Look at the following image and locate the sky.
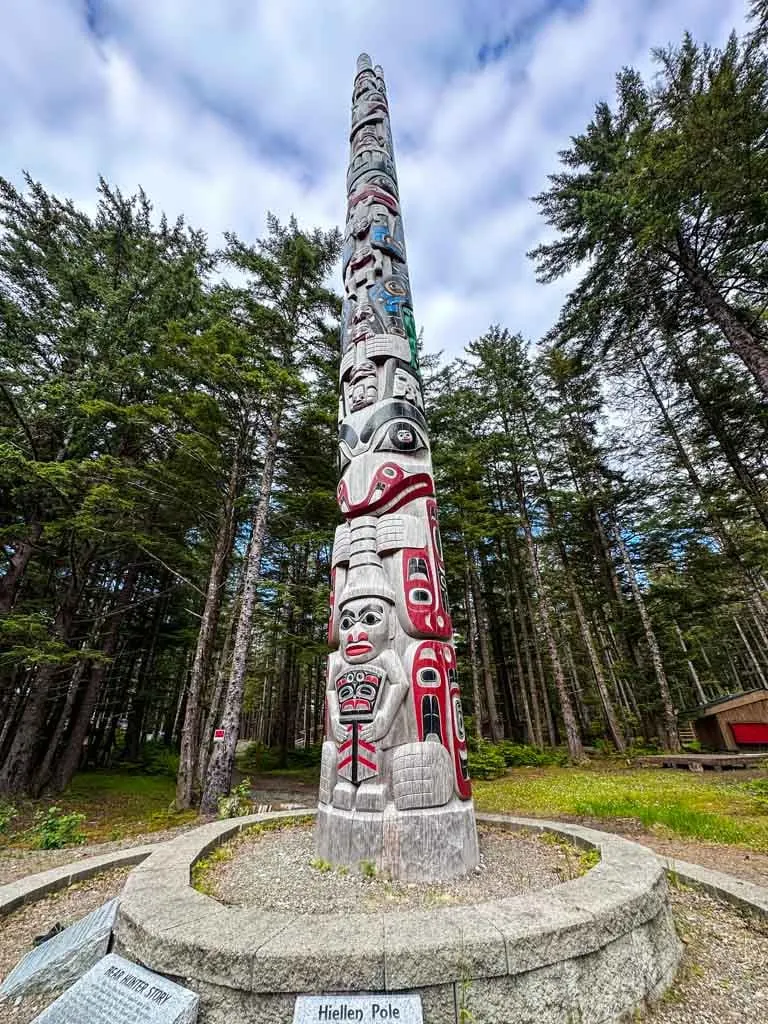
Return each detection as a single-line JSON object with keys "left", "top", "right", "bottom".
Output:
{"left": 2, "top": 0, "right": 748, "bottom": 359}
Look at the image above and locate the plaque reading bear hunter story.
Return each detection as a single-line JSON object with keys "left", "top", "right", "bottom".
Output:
{"left": 31, "top": 953, "right": 198, "bottom": 1024}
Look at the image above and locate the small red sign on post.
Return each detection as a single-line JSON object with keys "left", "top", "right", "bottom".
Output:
{"left": 213, "top": 728, "right": 225, "bottom": 743}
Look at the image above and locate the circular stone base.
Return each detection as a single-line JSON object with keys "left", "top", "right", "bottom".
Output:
{"left": 115, "top": 811, "right": 683, "bottom": 1024}
{"left": 315, "top": 797, "right": 480, "bottom": 882}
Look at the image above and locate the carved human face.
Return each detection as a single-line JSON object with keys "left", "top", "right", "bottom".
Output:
{"left": 339, "top": 598, "right": 390, "bottom": 663}
{"left": 350, "top": 381, "right": 369, "bottom": 410}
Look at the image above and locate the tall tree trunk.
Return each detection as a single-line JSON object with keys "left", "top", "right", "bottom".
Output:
{"left": 569, "top": 583, "right": 626, "bottom": 751}
{"left": 177, "top": 451, "right": 242, "bottom": 809}
{"left": 311, "top": 656, "right": 323, "bottom": 744}
{"left": 197, "top": 636, "right": 233, "bottom": 793}
{"left": 497, "top": 553, "right": 535, "bottom": 744}
{"left": 0, "top": 522, "right": 43, "bottom": 614}
{"left": 514, "top": 470, "right": 583, "bottom": 759}
{"left": 673, "top": 622, "right": 707, "bottom": 705}
{"left": 200, "top": 409, "right": 281, "bottom": 814}
{"left": 521, "top": 409, "right": 626, "bottom": 752}
{"left": 49, "top": 565, "right": 140, "bottom": 793}
{"left": 30, "top": 660, "right": 88, "bottom": 796}
{"left": 506, "top": 542, "right": 546, "bottom": 746}
{"left": 0, "top": 543, "right": 95, "bottom": 794}
{"left": 467, "top": 550, "right": 502, "bottom": 742}
{"left": 276, "top": 597, "right": 296, "bottom": 767}
{"left": 463, "top": 565, "right": 485, "bottom": 742}
{"left": 733, "top": 616, "right": 768, "bottom": 689}
{"left": 675, "top": 235, "right": 768, "bottom": 397}
{"left": 613, "top": 528, "right": 680, "bottom": 751}
{"left": 562, "top": 629, "right": 590, "bottom": 734}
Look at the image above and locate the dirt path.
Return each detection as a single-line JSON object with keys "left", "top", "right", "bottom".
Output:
{"left": 562, "top": 813, "right": 768, "bottom": 887}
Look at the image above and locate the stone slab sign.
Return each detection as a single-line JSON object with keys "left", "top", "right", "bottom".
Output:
{"left": 0, "top": 897, "right": 118, "bottom": 1000}
{"left": 294, "top": 994, "right": 422, "bottom": 1024}
{"left": 31, "top": 953, "right": 198, "bottom": 1023}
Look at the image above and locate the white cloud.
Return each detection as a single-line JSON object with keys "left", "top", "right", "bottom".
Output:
{"left": 2, "top": 0, "right": 749, "bottom": 358}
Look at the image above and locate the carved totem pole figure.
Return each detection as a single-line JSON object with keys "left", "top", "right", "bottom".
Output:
{"left": 315, "top": 54, "right": 479, "bottom": 881}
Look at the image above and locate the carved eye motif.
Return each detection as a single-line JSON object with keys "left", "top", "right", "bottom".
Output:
{"left": 418, "top": 668, "right": 440, "bottom": 687}
{"left": 362, "top": 610, "right": 382, "bottom": 626}
{"left": 340, "top": 613, "right": 355, "bottom": 630}
{"left": 338, "top": 683, "right": 355, "bottom": 701}
{"left": 453, "top": 697, "right": 466, "bottom": 741}
{"left": 357, "top": 683, "right": 377, "bottom": 701}
{"left": 376, "top": 421, "right": 427, "bottom": 454}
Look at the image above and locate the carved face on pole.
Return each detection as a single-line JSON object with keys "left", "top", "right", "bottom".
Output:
{"left": 339, "top": 597, "right": 392, "bottom": 663}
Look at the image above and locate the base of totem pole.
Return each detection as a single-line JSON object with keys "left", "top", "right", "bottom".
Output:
{"left": 117, "top": 810, "right": 682, "bottom": 1024}
{"left": 315, "top": 797, "right": 480, "bottom": 882}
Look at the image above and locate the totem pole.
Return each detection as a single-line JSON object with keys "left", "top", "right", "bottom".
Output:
{"left": 315, "top": 54, "right": 479, "bottom": 882}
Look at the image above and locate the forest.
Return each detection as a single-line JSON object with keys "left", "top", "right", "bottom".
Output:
{"left": 1, "top": 7, "right": 767, "bottom": 811}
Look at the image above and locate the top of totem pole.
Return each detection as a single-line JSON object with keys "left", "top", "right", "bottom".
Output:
{"left": 356, "top": 53, "right": 372, "bottom": 72}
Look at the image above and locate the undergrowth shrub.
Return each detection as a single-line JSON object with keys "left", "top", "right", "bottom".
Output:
{"left": 31, "top": 807, "right": 87, "bottom": 849}
{"left": 467, "top": 741, "right": 506, "bottom": 779}
{"left": 0, "top": 801, "right": 17, "bottom": 834}
{"left": 217, "top": 779, "right": 254, "bottom": 819}
{"left": 496, "top": 742, "right": 567, "bottom": 767}
{"left": 140, "top": 741, "right": 180, "bottom": 777}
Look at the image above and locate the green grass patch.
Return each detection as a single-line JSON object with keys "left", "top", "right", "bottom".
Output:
{"left": 537, "top": 829, "right": 601, "bottom": 878}
{"left": 191, "top": 844, "right": 234, "bottom": 896}
{"left": 474, "top": 766, "right": 768, "bottom": 851}
{"left": 2, "top": 770, "right": 198, "bottom": 849}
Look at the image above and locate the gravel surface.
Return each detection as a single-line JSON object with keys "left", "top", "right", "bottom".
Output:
{"left": 0, "top": 825, "right": 196, "bottom": 886}
{"left": 643, "top": 887, "right": 768, "bottom": 1023}
{"left": 0, "top": 867, "right": 130, "bottom": 1024}
{"left": 200, "top": 823, "right": 583, "bottom": 912}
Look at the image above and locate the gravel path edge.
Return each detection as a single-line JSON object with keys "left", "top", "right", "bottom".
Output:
{"left": 0, "top": 845, "right": 156, "bottom": 919}
{"left": 475, "top": 812, "right": 768, "bottom": 920}
{"left": 656, "top": 854, "right": 768, "bottom": 920}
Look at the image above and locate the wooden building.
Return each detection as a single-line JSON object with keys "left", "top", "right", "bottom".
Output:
{"left": 688, "top": 690, "right": 768, "bottom": 751}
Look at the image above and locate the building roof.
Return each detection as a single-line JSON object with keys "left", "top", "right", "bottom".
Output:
{"left": 684, "top": 689, "right": 768, "bottom": 720}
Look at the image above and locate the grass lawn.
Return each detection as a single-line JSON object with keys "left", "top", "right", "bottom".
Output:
{"left": 2, "top": 770, "right": 198, "bottom": 849}
{"left": 473, "top": 765, "right": 768, "bottom": 851}
{"left": 3, "top": 759, "right": 766, "bottom": 855}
